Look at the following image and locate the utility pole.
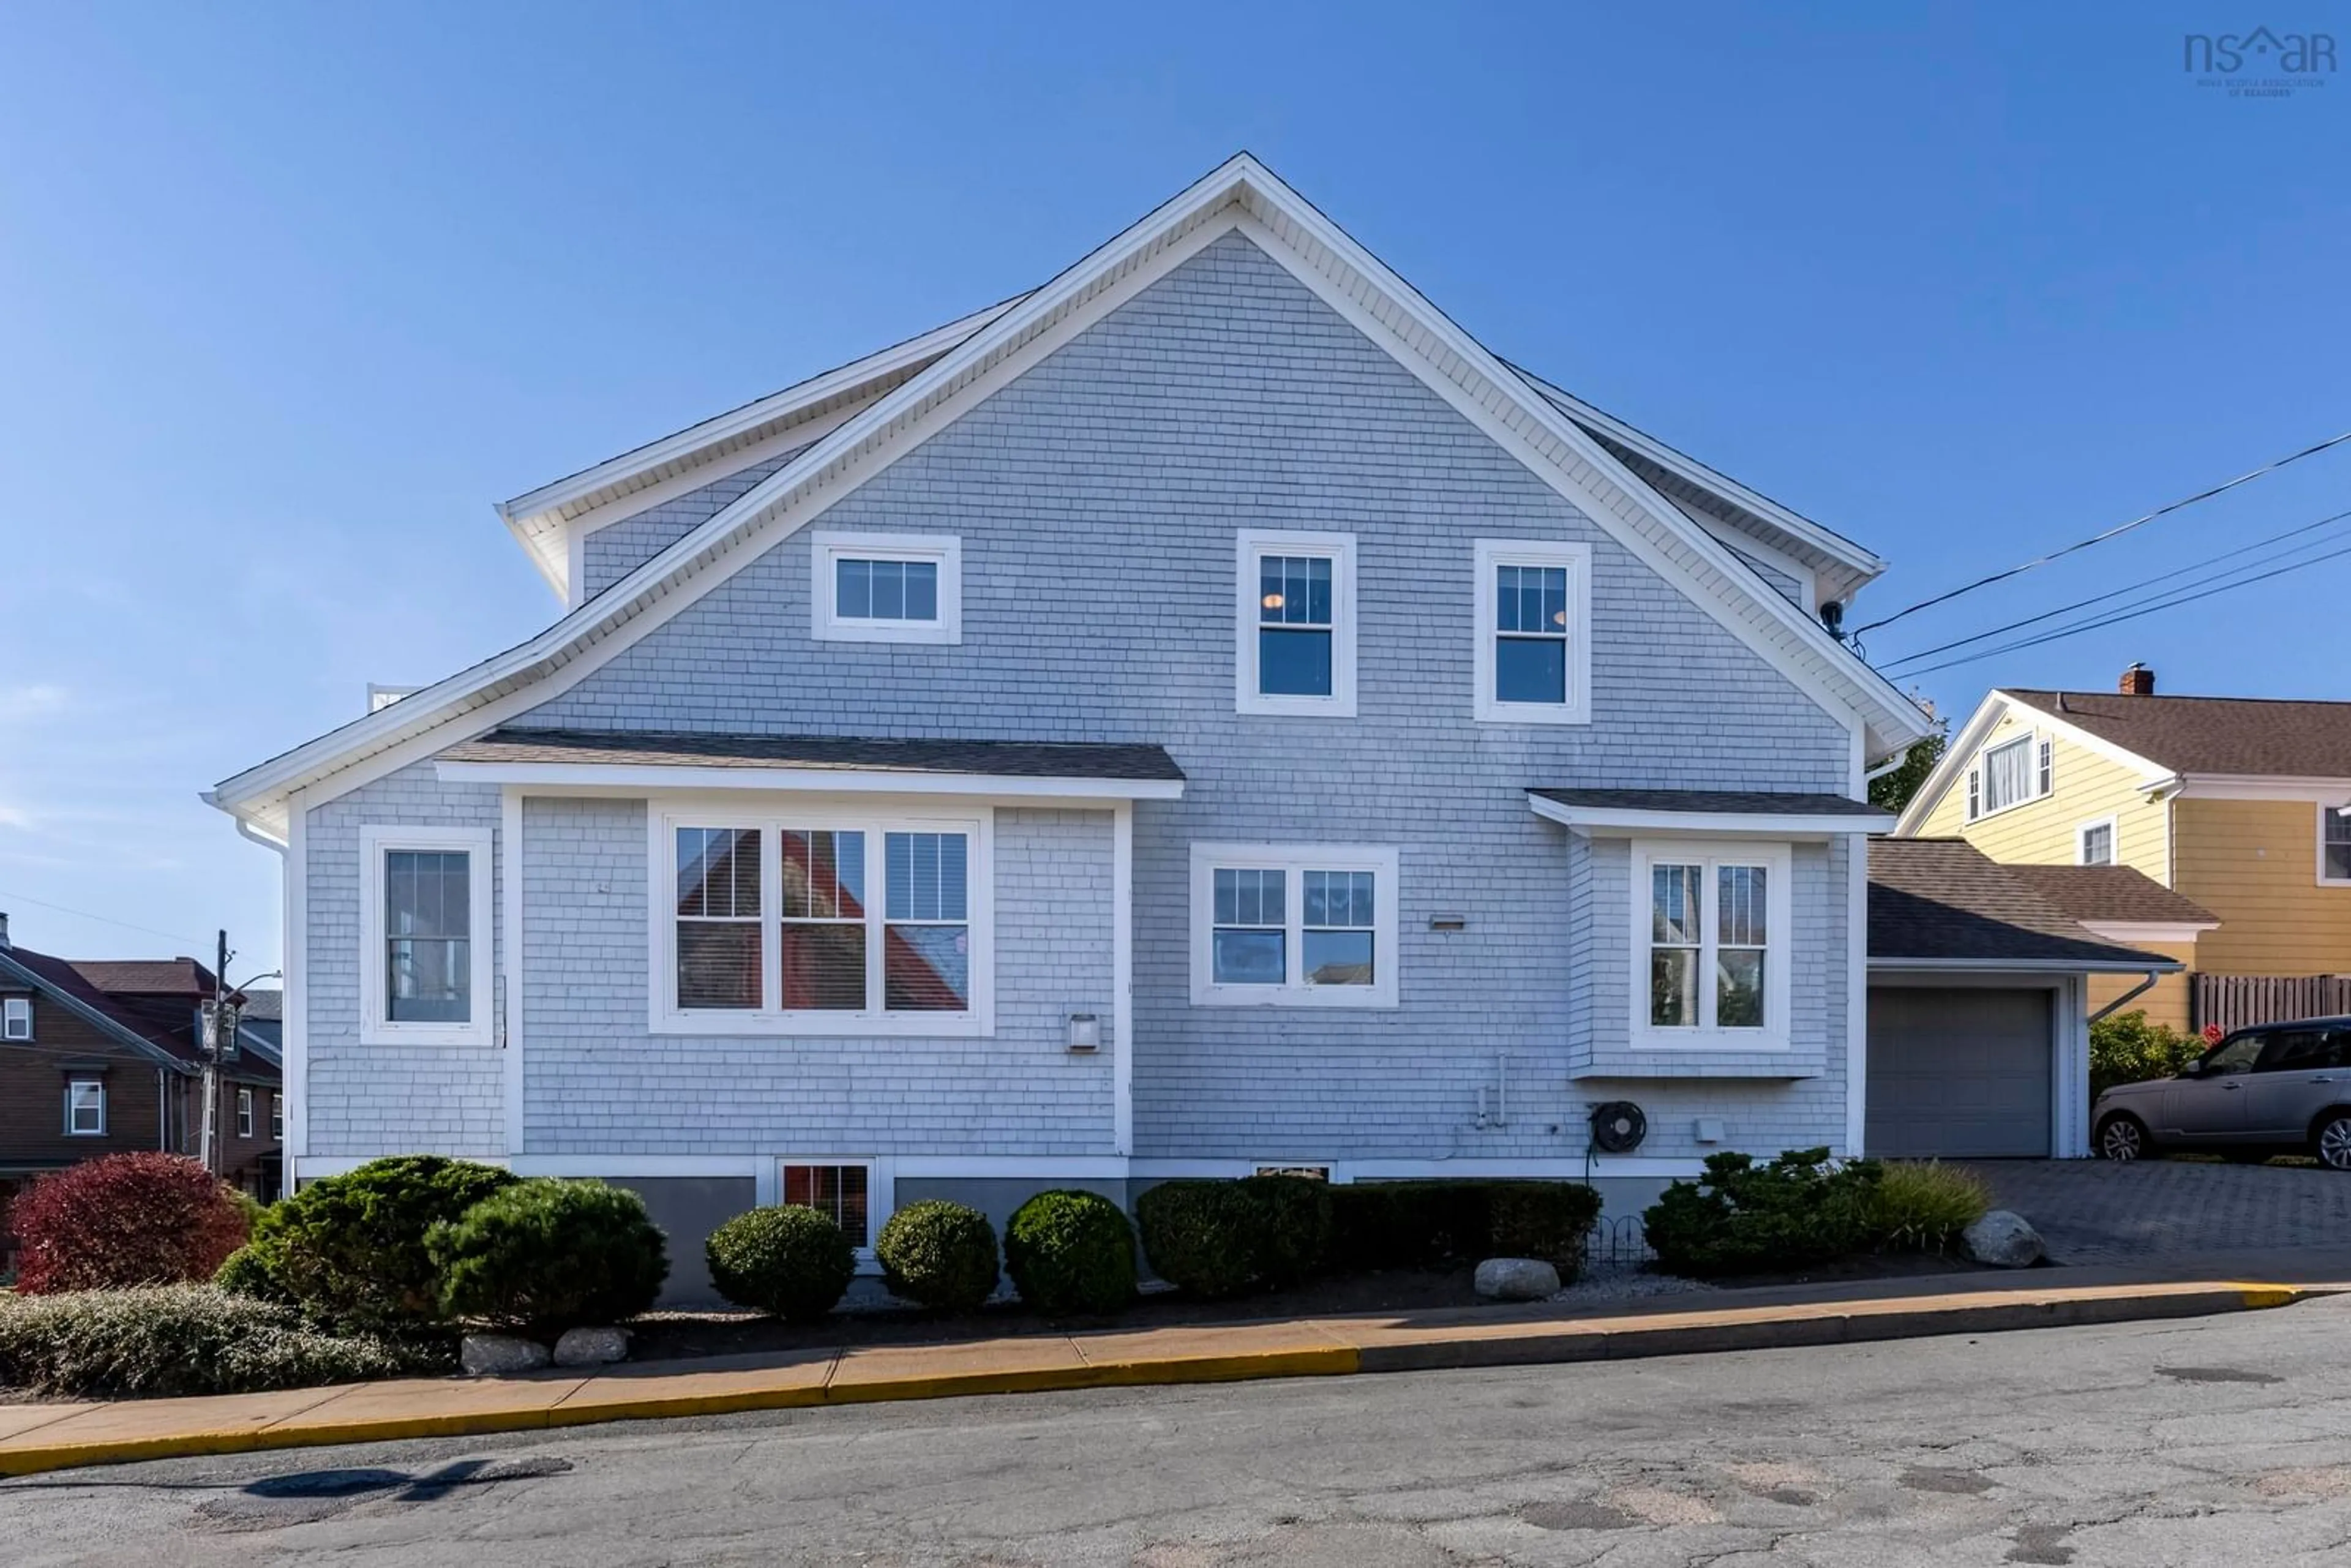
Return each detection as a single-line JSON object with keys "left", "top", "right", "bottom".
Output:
{"left": 198, "top": 928, "right": 240, "bottom": 1175}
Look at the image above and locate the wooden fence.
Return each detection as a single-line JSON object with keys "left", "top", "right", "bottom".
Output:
{"left": 2191, "top": 974, "right": 2351, "bottom": 1035}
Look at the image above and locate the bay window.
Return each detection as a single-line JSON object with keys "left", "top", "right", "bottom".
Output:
{"left": 1191, "top": 844, "right": 1398, "bottom": 1007}
{"left": 656, "top": 809, "right": 991, "bottom": 1034}
{"left": 1632, "top": 841, "right": 1791, "bottom": 1048}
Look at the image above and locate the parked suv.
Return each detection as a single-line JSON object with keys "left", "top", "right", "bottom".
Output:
{"left": 2094, "top": 1018, "right": 2351, "bottom": 1169}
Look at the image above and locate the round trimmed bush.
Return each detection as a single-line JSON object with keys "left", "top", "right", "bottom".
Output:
{"left": 214, "top": 1242, "right": 294, "bottom": 1305}
{"left": 874, "top": 1200, "right": 1000, "bottom": 1312}
{"left": 426, "top": 1179, "right": 669, "bottom": 1337}
{"left": 1003, "top": 1190, "right": 1135, "bottom": 1316}
{"left": 249, "top": 1155, "right": 518, "bottom": 1332}
{"left": 1135, "top": 1181, "right": 1262, "bottom": 1298}
{"left": 705, "top": 1204, "right": 856, "bottom": 1321}
{"left": 10, "top": 1152, "right": 249, "bottom": 1294}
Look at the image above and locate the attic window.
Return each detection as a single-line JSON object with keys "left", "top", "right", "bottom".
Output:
{"left": 812, "top": 531, "right": 962, "bottom": 645}
{"left": 2, "top": 996, "right": 29, "bottom": 1041}
{"left": 1970, "top": 733, "right": 2053, "bottom": 820}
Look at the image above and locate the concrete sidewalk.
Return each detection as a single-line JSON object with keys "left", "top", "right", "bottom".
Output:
{"left": 2, "top": 1263, "right": 2341, "bottom": 1479}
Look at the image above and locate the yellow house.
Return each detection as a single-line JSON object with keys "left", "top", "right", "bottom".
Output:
{"left": 1895, "top": 666, "right": 2351, "bottom": 1033}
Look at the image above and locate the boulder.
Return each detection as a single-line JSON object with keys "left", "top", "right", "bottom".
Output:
{"left": 553, "top": 1326, "right": 631, "bottom": 1368}
{"left": 1962, "top": 1210, "right": 2045, "bottom": 1269}
{"left": 1474, "top": 1257, "right": 1563, "bottom": 1302}
{"left": 460, "top": 1334, "right": 552, "bottom": 1376}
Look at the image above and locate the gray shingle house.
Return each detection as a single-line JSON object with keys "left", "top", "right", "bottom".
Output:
{"left": 211, "top": 155, "right": 1973, "bottom": 1286}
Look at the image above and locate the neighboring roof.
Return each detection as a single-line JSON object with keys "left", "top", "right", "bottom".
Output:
{"left": 1999, "top": 865, "right": 2218, "bottom": 928}
{"left": 2004, "top": 689, "right": 2351, "bottom": 779}
{"left": 69, "top": 958, "right": 218, "bottom": 997}
{"left": 211, "top": 153, "right": 1933, "bottom": 838}
{"left": 0, "top": 945, "right": 201, "bottom": 1070}
{"left": 1867, "top": 839, "right": 2178, "bottom": 970}
{"left": 240, "top": 989, "right": 283, "bottom": 1022}
{"left": 1531, "top": 789, "right": 1886, "bottom": 817}
{"left": 438, "top": 728, "right": 1187, "bottom": 781}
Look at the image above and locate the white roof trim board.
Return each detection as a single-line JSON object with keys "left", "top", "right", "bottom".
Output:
{"left": 1892, "top": 690, "right": 2178, "bottom": 836}
{"left": 212, "top": 154, "right": 1933, "bottom": 837}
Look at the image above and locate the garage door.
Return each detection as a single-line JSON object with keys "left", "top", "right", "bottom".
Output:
{"left": 1867, "top": 987, "right": 2052, "bottom": 1158}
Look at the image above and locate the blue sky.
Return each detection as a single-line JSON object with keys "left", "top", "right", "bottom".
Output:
{"left": 2, "top": 4, "right": 2344, "bottom": 970}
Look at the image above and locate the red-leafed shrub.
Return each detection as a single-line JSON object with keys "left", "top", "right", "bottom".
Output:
{"left": 10, "top": 1153, "right": 250, "bottom": 1294}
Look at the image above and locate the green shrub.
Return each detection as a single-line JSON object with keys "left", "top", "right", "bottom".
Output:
{"left": 1327, "top": 1181, "right": 1601, "bottom": 1274}
{"left": 0, "top": 1286, "right": 429, "bottom": 1400}
{"left": 1135, "top": 1181, "right": 1264, "bottom": 1298}
{"left": 1867, "top": 1161, "right": 1992, "bottom": 1253}
{"left": 1643, "top": 1149, "right": 1883, "bottom": 1278}
{"left": 1003, "top": 1190, "right": 1135, "bottom": 1316}
{"left": 2091, "top": 1011, "right": 2207, "bottom": 1098}
{"left": 1135, "top": 1177, "right": 1335, "bottom": 1298}
{"left": 874, "top": 1200, "right": 1000, "bottom": 1312}
{"left": 213, "top": 1242, "right": 294, "bottom": 1305}
{"left": 426, "top": 1179, "right": 669, "bottom": 1336}
{"left": 706, "top": 1205, "right": 856, "bottom": 1321}
{"left": 247, "top": 1156, "right": 518, "bottom": 1334}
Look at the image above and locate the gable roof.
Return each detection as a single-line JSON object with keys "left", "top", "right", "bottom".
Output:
{"left": 1998, "top": 865, "right": 2217, "bottom": 929}
{"left": 69, "top": 958, "right": 220, "bottom": 997}
{"left": 210, "top": 153, "right": 1932, "bottom": 837}
{"left": 2004, "top": 689, "right": 2351, "bottom": 778}
{"left": 0, "top": 945, "right": 203, "bottom": 1071}
{"left": 1867, "top": 839, "right": 2179, "bottom": 970}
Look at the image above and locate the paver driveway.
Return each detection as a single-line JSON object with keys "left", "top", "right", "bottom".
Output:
{"left": 1965, "top": 1159, "right": 2351, "bottom": 1264}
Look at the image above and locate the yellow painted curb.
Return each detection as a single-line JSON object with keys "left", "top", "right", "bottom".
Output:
{"left": 0, "top": 1287, "right": 2320, "bottom": 1479}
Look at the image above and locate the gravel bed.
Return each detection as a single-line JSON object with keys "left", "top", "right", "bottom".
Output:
{"left": 1550, "top": 1259, "right": 1717, "bottom": 1307}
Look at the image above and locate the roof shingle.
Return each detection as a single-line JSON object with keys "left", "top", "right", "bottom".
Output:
{"left": 1867, "top": 839, "right": 2176, "bottom": 968}
{"left": 1999, "top": 865, "right": 2217, "bottom": 928}
{"left": 440, "top": 729, "right": 1185, "bottom": 781}
{"left": 2006, "top": 689, "right": 2351, "bottom": 778}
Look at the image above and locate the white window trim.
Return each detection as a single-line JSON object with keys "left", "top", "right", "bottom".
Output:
{"left": 811, "top": 530, "right": 962, "bottom": 645}
{"left": 64, "top": 1076, "right": 105, "bottom": 1136}
{"left": 1, "top": 996, "right": 30, "bottom": 1041}
{"left": 776, "top": 1155, "right": 893, "bottom": 1262}
{"left": 650, "top": 802, "right": 996, "bottom": 1037}
{"left": 1968, "top": 730, "right": 2050, "bottom": 822}
{"left": 271, "top": 1092, "right": 285, "bottom": 1141}
{"left": 236, "top": 1087, "right": 255, "bottom": 1139}
{"left": 1629, "top": 839, "right": 1793, "bottom": 1052}
{"left": 2076, "top": 815, "right": 2119, "bottom": 866}
{"left": 1188, "top": 842, "right": 1400, "bottom": 1008}
{"left": 2318, "top": 803, "right": 2351, "bottom": 888}
{"left": 1235, "top": 529, "right": 1358, "bottom": 718}
{"left": 358, "top": 824, "right": 496, "bottom": 1047}
{"left": 1471, "top": 538, "right": 1592, "bottom": 725}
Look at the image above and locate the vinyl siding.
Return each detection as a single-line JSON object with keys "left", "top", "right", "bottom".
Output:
{"left": 2173, "top": 798, "right": 2351, "bottom": 976}
{"left": 1918, "top": 709, "right": 2169, "bottom": 877}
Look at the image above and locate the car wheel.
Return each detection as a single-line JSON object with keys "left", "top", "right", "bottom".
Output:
{"left": 2096, "top": 1114, "right": 2150, "bottom": 1162}
{"left": 2315, "top": 1113, "right": 2351, "bottom": 1172}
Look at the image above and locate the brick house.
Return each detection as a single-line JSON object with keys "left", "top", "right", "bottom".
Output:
{"left": 0, "top": 918, "right": 283, "bottom": 1270}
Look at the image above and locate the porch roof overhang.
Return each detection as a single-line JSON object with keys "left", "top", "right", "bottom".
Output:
{"left": 1526, "top": 788, "right": 1895, "bottom": 838}
{"left": 433, "top": 728, "right": 1187, "bottom": 801}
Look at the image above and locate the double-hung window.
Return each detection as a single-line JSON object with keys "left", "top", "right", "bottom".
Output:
{"left": 2321, "top": 805, "right": 2351, "bottom": 885}
{"left": 1236, "top": 530, "right": 1357, "bottom": 716}
{"left": 1190, "top": 844, "right": 1398, "bottom": 1007}
{"left": 1472, "top": 539, "right": 1592, "bottom": 724}
{"left": 271, "top": 1092, "right": 285, "bottom": 1141}
{"left": 1969, "top": 733, "right": 2052, "bottom": 820}
{"left": 236, "top": 1088, "right": 254, "bottom": 1139}
{"left": 359, "top": 826, "right": 495, "bottom": 1046}
{"left": 812, "top": 531, "right": 962, "bottom": 644}
{"left": 2, "top": 996, "right": 29, "bottom": 1041}
{"left": 2077, "top": 818, "right": 2117, "bottom": 866}
{"left": 1632, "top": 841, "right": 1791, "bottom": 1048}
{"left": 658, "top": 809, "right": 991, "bottom": 1035}
{"left": 64, "top": 1077, "right": 105, "bottom": 1136}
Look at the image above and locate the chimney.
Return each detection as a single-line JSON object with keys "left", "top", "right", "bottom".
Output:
{"left": 2119, "top": 663, "right": 2155, "bottom": 697}
{"left": 0, "top": 910, "right": 10, "bottom": 949}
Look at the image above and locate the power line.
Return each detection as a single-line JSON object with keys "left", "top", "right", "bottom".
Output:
{"left": 0, "top": 889, "right": 212, "bottom": 949}
{"left": 1891, "top": 532, "right": 2351, "bottom": 677}
{"left": 1852, "top": 427, "right": 2351, "bottom": 635}
{"left": 1881, "top": 503, "right": 2351, "bottom": 672}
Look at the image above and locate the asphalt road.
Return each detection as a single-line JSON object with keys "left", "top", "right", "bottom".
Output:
{"left": 11, "top": 1297, "right": 2351, "bottom": 1567}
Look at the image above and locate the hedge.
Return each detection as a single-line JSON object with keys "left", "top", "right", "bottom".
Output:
{"left": 1134, "top": 1175, "right": 1333, "bottom": 1298}
{"left": 0, "top": 1286, "right": 428, "bottom": 1400}
{"left": 426, "top": 1179, "right": 669, "bottom": 1336}
{"left": 1327, "top": 1180, "right": 1600, "bottom": 1275}
{"left": 9, "top": 1153, "right": 249, "bottom": 1294}
{"left": 1003, "top": 1190, "right": 1135, "bottom": 1316}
